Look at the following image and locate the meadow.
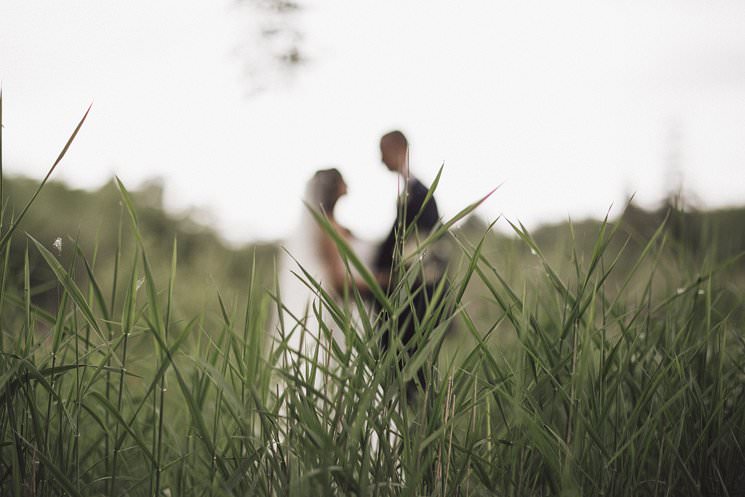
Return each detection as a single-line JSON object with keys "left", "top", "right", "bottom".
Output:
{"left": 1, "top": 102, "right": 744, "bottom": 496}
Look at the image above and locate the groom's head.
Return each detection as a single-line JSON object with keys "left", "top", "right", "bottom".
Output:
{"left": 380, "top": 130, "right": 408, "bottom": 174}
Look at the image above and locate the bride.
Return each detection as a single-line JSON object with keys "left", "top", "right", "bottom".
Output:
{"left": 277, "top": 168, "right": 374, "bottom": 362}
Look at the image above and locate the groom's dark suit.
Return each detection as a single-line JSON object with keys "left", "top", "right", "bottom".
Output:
{"left": 374, "top": 177, "right": 439, "bottom": 275}
{"left": 374, "top": 176, "right": 440, "bottom": 393}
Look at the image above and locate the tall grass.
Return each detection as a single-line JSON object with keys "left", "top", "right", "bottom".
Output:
{"left": 1, "top": 99, "right": 744, "bottom": 496}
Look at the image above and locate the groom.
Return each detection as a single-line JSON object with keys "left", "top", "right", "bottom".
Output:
{"left": 373, "top": 130, "right": 440, "bottom": 393}
{"left": 374, "top": 130, "right": 439, "bottom": 279}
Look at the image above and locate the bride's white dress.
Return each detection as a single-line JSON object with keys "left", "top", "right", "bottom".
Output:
{"left": 276, "top": 178, "right": 375, "bottom": 368}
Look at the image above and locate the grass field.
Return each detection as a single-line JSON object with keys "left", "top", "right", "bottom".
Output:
{"left": 2, "top": 100, "right": 745, "bottom": 496}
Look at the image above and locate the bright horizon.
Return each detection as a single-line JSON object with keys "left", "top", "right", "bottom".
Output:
{"left": 2, "top": 0, "right": 745, "bottom": 244}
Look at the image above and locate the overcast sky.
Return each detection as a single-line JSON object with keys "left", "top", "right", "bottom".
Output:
{"left": 2, "top": 0, "right": 745, "bottom": 243}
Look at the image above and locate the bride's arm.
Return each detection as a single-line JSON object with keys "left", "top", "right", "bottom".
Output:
{"left": 319, "top": 229, "right": 348, "bottom": 295}
{"left": 320, "top": 225, "right": 380, "bottom": 297}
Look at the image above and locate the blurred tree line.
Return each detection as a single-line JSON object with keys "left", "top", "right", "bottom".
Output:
{"left": 2, "top": 176, "right": 276, "bottom": 322}
{"left": 448, "top": 194, "right": 745, "bottom": 339}
{"left": 3, "top": 174, "right": 744, "bottom": 332}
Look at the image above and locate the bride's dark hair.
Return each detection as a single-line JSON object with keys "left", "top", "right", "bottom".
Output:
{"left": 309, "top": 168, "right": 345, "bottom": 212}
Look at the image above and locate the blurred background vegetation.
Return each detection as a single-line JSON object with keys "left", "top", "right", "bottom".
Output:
{"left": 4, "top": 174, "right": 745, "bottom": 339}
{"left": 3, "top": 176, "right": 276, "bottom": 324}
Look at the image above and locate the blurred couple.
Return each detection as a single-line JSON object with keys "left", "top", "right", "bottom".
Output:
{"left": 279, "top": 130, "right": 441, "bottom": 364}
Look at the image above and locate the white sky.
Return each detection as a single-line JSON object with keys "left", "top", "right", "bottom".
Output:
{"left": 2, "top": 0, "right": 745, "bottom": 243}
